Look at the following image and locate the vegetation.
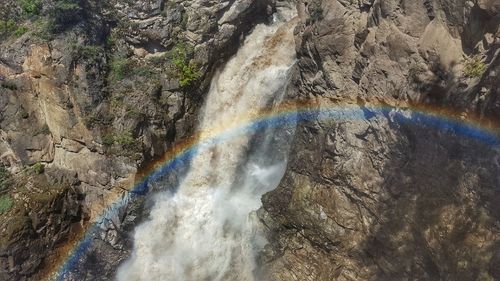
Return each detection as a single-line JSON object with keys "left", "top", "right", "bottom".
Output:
{"left": 102, "top": 134, "right": 115, "bottom": 146}
{"left": 0, "top": 167, "right": 12, "bottom": 193}
{"left": 4, "top": 0, "right": 83, "bottom": 40}
{"left": 33, "top": 19, "right": 56, "bottom": 40}
{"left": 0, "top": 195, "right": 13, "bottom": 214}
{"left": 50, "top": 0, "right": 83, "bottom": 30}
{"left": 125, "top": 106, "right": 144, "bottom": 118}
{"left": 116, "top": 18, "right": 140, "bottom": 31}
{"left": 18, "top": 0, "right": 42, "bottom": 15}
{"left": 72, "top": 44, "right": 104, "bottom": 61}
{"left": 109, "top": 56, "right": 134, "bottom": 81}
{"left": 108, "top": 57, "right": 157, "bottom": 81}
{"left": 135, "top": 66, "right": 154, "bottom": 77}
{"left": 463, "top": 56, "right": 487, "bottom": 78}
{"left": 0, "top": 19, "right": 18, "bottom": 38}
{"left": 30, "top": 0, "right": 82, "bottom": 38}
{"left": 32, "top": 162, "right": 44, "bottom": 174}
{"left": 106, "top": 33, "right": 117, "bottom": 47}
{"left": 0, "top": 19, "right": 28, "bottom": 39}
{"left": 14, "top": 26, "right": 28, "bottom": 37}
{"left": 53, "top": 0, "right": 81, "bottom": 13}
{"left": 171, "top": 43, "right": 200, "bottom": 87}
{"left": 102, "top": 130, "right": 135, "bottom": 147}
{"left": 109, "top": 93, "right": 124, "bottom": 109}
{"left": 180, "top": 12, "right": 188, "bottom": 30}
{"left": 115, "top": 130, "right": 135, "bottom": 146}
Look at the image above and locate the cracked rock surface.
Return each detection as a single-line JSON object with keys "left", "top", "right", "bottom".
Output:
{"left": 259, "top": 0, "right": 500, "bottom": 280}
{"left": 0, "top": 0, "right": 273, "bottom": 279}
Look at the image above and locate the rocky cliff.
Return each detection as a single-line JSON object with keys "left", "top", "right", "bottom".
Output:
{"left": 260, "top": 0, "right": 500, "bottom": 280}
{"left": 0, "top": 0, "right": 274, "bottom": 279}
{"left": 1, "top": 0, "right": 499, "bottom": 280}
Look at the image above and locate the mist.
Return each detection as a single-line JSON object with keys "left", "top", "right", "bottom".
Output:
{"left": 117, "top": 6, "right": 298, "bottom": 281}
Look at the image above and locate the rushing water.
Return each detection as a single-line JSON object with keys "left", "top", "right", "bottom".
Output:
{"left": 117, "top": 7, "right": 298, "bottom": 281}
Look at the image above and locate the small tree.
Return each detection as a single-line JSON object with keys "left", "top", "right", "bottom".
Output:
{"left": 171, "top": 43, "right": 200, "bottom": 87}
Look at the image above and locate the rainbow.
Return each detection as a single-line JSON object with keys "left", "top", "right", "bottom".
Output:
{"left": 49, "top": 101, "right": 500, "bottom": 280}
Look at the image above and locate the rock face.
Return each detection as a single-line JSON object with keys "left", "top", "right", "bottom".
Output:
{"left": 259, "top": 0, "right": 500, "bottom": 280}
{"left": 1, "top": 0, "right": 499, "bottom": 280}
{"left": 0, "top": 0, "right": 273, "bottom": 279}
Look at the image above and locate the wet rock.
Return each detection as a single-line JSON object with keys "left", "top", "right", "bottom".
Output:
{"left": 0, "top": 0, "right": 274, "bottom": 278}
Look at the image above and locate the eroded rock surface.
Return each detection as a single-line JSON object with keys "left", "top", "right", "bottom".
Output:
{"left": 260, "top": 0, "right": 500, "bottom": 280}
{"left": 0, "top": 0, "right": 274, "bottom": 279}
{"left": 1, "top": 0, "right": 499, "bottom": 280}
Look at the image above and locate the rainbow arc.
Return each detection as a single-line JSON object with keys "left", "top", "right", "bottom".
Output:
{"left": 50, "top": 101, "right": 500, "bottom": 280}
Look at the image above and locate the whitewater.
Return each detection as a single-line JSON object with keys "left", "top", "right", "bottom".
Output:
{"left": 117, "top": 6, "right": 298, "bottom": 281}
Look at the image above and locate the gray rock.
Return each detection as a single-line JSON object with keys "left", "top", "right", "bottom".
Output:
{"left": 259, "top": 0, "right": 500, "bottom": 280}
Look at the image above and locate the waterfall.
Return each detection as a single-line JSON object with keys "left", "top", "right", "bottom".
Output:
{"left": 117, "top": 6, "right": 298, "bottom": 281}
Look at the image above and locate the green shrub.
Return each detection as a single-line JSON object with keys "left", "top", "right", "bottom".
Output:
{"left": 180, "top": 13, "right": 188, "bottom": 30}
{"left": 109, "top": 94, "right": 124, "bottom": 109}
{"left": 19, "top": 0, "right": 41, "bottom": 15}
{"left": 463, "top": 56, "right": 487, "bottom": 78}
{"left": 109, "top": 57, "right": 134, "bottom": 81}
{"left": 0, "top": 20, "right": 28, "bottom": 39}
{"left": 102, "top": 131, "right": 135, "bottom": 147}
{"left": 46, "top": 0, "right": 82, "bottom": 33}
{"left": 0, "top": 195, "right": 13, "bottom": 214}
{"left": 171, "top": 43, "right": 200, "bottom": 87}
{"left": 135, "top": 66, "right": 154, "bottom": 77}
{"left": 73, "top": 44, "right": 104, "bottom": 60}
{"left": 106, "top": 33, "right": 116, "bottom": 47}
{"left": 32, "top": 162, "right": 44, "bottom": 174}
{"left": 0, "top": 167, "right": 11, "bottom": 193}
{"left": 54, "top": 0, "right": 81, "bottom": 12}
{"left": 51, "top": 0, "right": 82, "bottom": 22}
{"left": 33, "top": 19, "right": 56, "bottom": 40}
{"left": 115, "top": 131, "right": 135, "bottom": 146}
{"left": 125, "top": 107, "right": 143, "bottom": 118}
{"left": 0, "top": 19, "right": 18, "bottom": 38}
{"left": 14, "top": 26, "right": 28, "bottom": 37}
{"left": 102, "top": 134, "right": 115, "bottom": 146}
{"left": 177, "top": 62, "right": 199, "bottom": 87}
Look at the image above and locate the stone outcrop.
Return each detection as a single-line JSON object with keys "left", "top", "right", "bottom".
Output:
{"left": 259, "top": 0, "right": 500, "bottom": 280}
{"left": 1, "top": 0, "right": 499, "bottom": 280}
{"left": 0, "top": 0, "right": 274, "bottom": 279}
